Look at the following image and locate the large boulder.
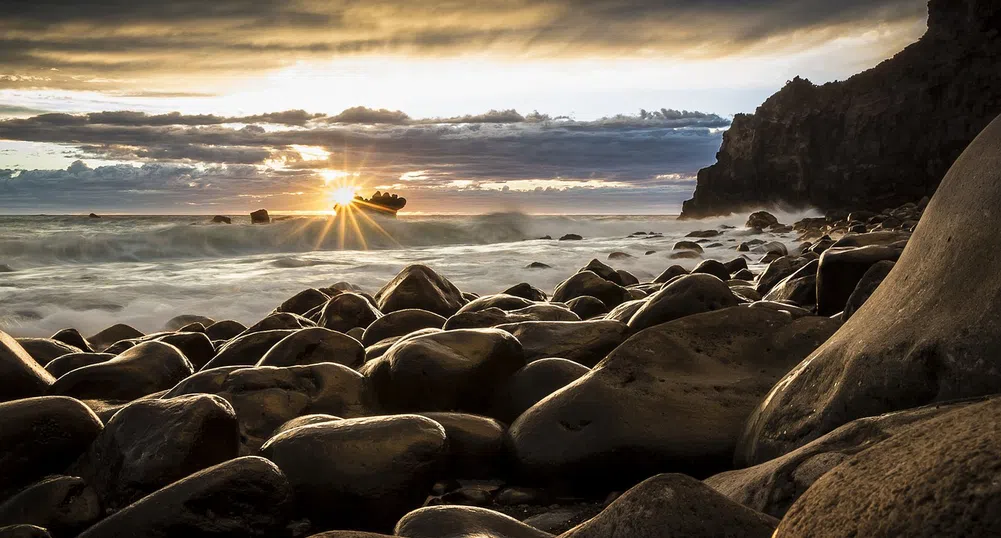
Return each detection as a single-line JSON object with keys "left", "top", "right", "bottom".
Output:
{"left": 361, "top": 309, "right": 447, "bottom": 346}
{"left": 444, "top": 306, "right": 579, "bottom": 331}
{"left": 627, "top": 274, "right": 740, "bottom": 332}
{"left": 361, "top": 329, "right": 524, "bottom": 414}
{"left": 552, "top": 271, "right": 629, "bottom": 308}
{"left": 48, "top": 341, "right": 193, "bottom": 401}
{"left": 69, "top": 394, "right": 240, "bottom": 510}
{"left": 815, "top": 245, "right": 902, "bottom": 315}
{"left": 0, "top": 475, "right": 101, "bottom": 536}
{"left": 457, "top": 294, "right": 536, "bottom": 314}
{"left": 842, "top": 260, "right": 895, "bottom": 320}
{"left": 257, "top": 327, "right": 365, "bottom": 369}
{"left": 76, "top": 456, "right": 293, "bottom": 538}
{"left": 376, "top": 265, "right": 466, "bottom": 317}
{"left": 774, "top": 397, "right": 1001, "bottom": 537}
{"left": 15, "top": 339, "right": 81, "bottom": 365}
{"left": 489, "top": 358, "right": 590, "bottom": 423}
{"left": 508, "top": 307, "right": 839, "bottom": 488}
{"left": 561, "top": 474, "right": 777, "bottom": 538}
{"left": 50, "top": 328, "right": 94, "bottom": 353}
{"left": 416, "top": 412, "right": 507, "bottom": 479}
{"left": 318, "top": 293, "right": 383, "bottom": 333}
{"left": 0, "top": 397, "right": 103, "bottom": 496}
{"left": 761, "top": 260, "right": 818, "bottom": 307}
{"left": 200, "top": 329, "right": 296, "bottom": 370}
{"left": 755, "top": 256, "right": 811, "bottom": 295}
{"left": 87, "top": 324, "right": 144, "bottom": 352}
{"left": 502, "top": 283, "right": 548, "bottom": 302}
{"left": 494, "top": 321, "right": 627, "bottom": 367}
{"left": 395, "top": 506, "right": 552, "bottom": 538}
{"left": 276, "top": 288, "right": 329, "bottom": 316}
{"left": 579, "top": 259, "right": 624, "bottom": 285}
{"left": 0, "top": 331, "right": 56, "bottom": 401}
{"left": 261, "top": 415, "right": 447, "bottom": 531}
{"left": 167, "top": 363, "right": 376, "bottom": 453}
{"left": 739, "top": 115, "right": 1001, "bottom": 465}
{"left": 0, "top": 525, "right": 51, "bottom": 538}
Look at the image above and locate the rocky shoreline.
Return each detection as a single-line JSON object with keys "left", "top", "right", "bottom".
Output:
{"left": 3, "top": 117, "right": 1001, "bottom": 536}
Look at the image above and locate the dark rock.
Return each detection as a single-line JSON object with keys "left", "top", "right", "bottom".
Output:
{"left": 319, "top": 293, "right": 382, "bottom": 333}
{"left": 739, "top": 113, "right": 1001, "bottom": 465}
{"left": 615, "top": 270, "right": 639, "bottom": 286}
{"left": 361, "top": 309, "right": 446, "bottom": 347}
{"left": 416, "top": 412, "right": 507, "bottom": 479}
{"left": 87, "top": 324, "right": 144, "bottom": 352}
{"left": 566, "top": 296, "right": 608, "bottom": 319}
{"left": 257, "top": 327, "right": 365, "bottom": 369}
{"left": 272, "top": 414, "right": 341, "bottom": 436}
{"left": 762, "top": 259, "right": 819, "bottom": 307}
{"left": 15, "top": 338, "right": 81, "bottom": 365}
{"left": 261, "top": 415, "right": 447, "bottom": 532}
{"left": 376, "top": 265, "right": 467, "bottom": 317}
{"left": 49, "top": 341, "right": 193, "bottom": 401}
{"left": 724, "top": 257, "right": 749, "bottom": 273}
{"left": 669, "top": 251, "right": 701, "bottom": 260}
{"left": 0, "top": 525, "right": 50, "bottom": 538}
{"left": 691, "top": 259, "right": 731, "bottom": 281}
{"left": 552, "top": 271, "right": 629, "bottom": 308}
{"left": 774, "top": 398, "right": 1001, "bottom": 538}
{"left": 177, "top": 322, "right": 206, "bottom": 333}
{"left": 602, "top": 299, "right": 646, "bottom": 323}
{"left": 88, "top": 213, "right": 100, "bottom": 219}
{"left": 755, "top": 256, "right": 811, "bottom": 295}
{"left": 673, "top": 241, "right": 704, "bottom": 253}
{"left": 364, "top": 328, "right": 443, "bottom": 362}
{"left": 204, "top": 320, "right": 247, "bottom": 341}
{"left": 495, "top": 320, "right": 627, "bottom": 367}
{"left": 502, "top": 283, "right": 548, "bottom": 302}
{"left": 241, "top": 312, "right": 311, "bottom": 334}
{"left": 76, "top": 456, "right": 293, "bottom": 538}
{"left": 561, "top": 474, "right": 776, "bottom": 538}
{"left": 627, "top": 274, "right": 739, "bottom": 332}
{"left": 579, "top": 259, "right": 623, "bottom": 285}
{"left": 395, "top": 506, "right": 552, "bottom": 538}
{"left": 686, "top": 229, "right": 720, "bottom": 238}
{"left": 816, "top": 245, "right": 902, "bottom": 315}
{"left": 653, "top": 265, "right": 688, "bottom": 284}
{"left": 211, "top": 215, "right": 232, "bottom": 224}
{"left": 250, "top": 208, "right": 271, "bottom": 224}
{"left": 0, "top": 475, "right": 100, "bottom": 537}
{"left": 444, "top": 306, "right": 580, "bottom": 331}
{"left": 842, "top": 260, "right": 895, "bottom": 320}
{"left": 44, "top": 353, "right": 113, "bottom": 378}
{"left": 526, "top": 262, "right": 552, "bottom": 270}
{"left": 732, "top": 268, "right": 755, "bottom": 281}
{"left": 50, "top": 329, "right": 94, "bottom": 353}
{"left": 276, "top": 289, "right": 329, "bottom": 316}
{"left": 680, "top": 0, "right": 1001, "bottom": 217}
{"left": 458, "top": 294, "right": 536, "bottom": 314}
{"left": 69, "top": 394, "right": 239, "bottom": 510}
{"left": 607, "top": 252, "right": 632, "bottom": 260}
{"left": 164, "top": 314, "right": 215, "bottom": 332}
{"left": 489, "top": 359, "right": 590, "bottom": 423}
{"left": 558, "top": 234, "right": 583, "bottom": 241}
{"left": 508, "top": 307, "right": 838, "bottom": 488}
{"left": 832, "top": 230, "right": 911, "bottom": 248}
{"left": 361, "top": 329, "right": 524, "bottom": 414}
{"left": 745, "top": 211, "right": 779, "bottom": 230}
{"left": 0, "top": 331, "right": 56, "bottom": 401}
{"left": 0, "top": 396, "right": 103, "bottom": 497}
{"left": 200, "top": 329, "right": 296, "bottom": 370}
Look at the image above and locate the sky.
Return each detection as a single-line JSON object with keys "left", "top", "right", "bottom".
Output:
{"left": 0, "top": 0, "right": 930, "bottom": 214}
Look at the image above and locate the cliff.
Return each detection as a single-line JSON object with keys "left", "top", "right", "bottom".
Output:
{"left": 680, "top": 0, "right": 1001, "bottom": 218}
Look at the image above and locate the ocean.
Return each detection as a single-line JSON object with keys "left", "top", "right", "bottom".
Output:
{"left": 0, "top": 211, "right": 815, "bottom": 337}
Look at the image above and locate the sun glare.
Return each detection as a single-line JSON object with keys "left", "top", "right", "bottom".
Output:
{"left": 331, "top": 186, "right": 357, "bottom": 206}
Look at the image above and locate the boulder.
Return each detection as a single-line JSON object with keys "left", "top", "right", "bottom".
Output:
{"left": 502, "top": 283, "right": 548, "bottom": 302}
{"left": 0, "top": 396, "right": 103, "bottom": 496}
{"left": 361, "top": 329, "right": 524, "bottom": 414}
{"left": 200, "top": 329, "right": 296, "bottom": 370}
{"left": 673, "top": 241, "right": 704, "bottom": 253}
{"left": 211, "top": 215, "right": 231, "bottom": 224}
{"left": 276, "top": 288, "right": 329, "bottom": 316}
{"left": 653, "top": 265, "right": 688, "bottom": 284}
{"left": 69, "top": 394, "right": 240, "bottom": 510}
{"left": 163, "top": 314, "right": 215, "bottom": 332}
{"left": 76, "top": 456, "right": 293, "bottom": 538}
{"left": 362, "top": 309, "right": 446, "bottom": 346}
{"left": 15, "top": 339, "right": 81, "bottom": 365}
{"left": 692, "top": 259, "right": 731, "bottom": 281}
{"left": 444, "top": 306, "right": 579, "bottom": 331}
{"left": 319, "top": 293, "right": 383, "bottom": 333}
{"left": 457, "top": 294, "right": 536, "bottom": 314}
{"left": 272, "top": 414, "right": 341, "bottom": 437}
{"left": 552, "top": 271, "right": 629, "bottom": 308}
{"left": 489, "top": 359, "right": 590, "bottom": 423}
{"left": 0, "top": 476, "right": 100, "bottom": 537}
{"left": 257, "top": 327, "right": 365, "bottom": 369}
{"left": 494, "top": 320, "right": 627, "bottom": 367}
{"left": 627, "top": 274, "right": 739, "bottom": 332}
{"left": 204, "top": 320, "right": 247, "bottom": 341}
{"left": 842, "top": 260, "right": 895, "bottom": 320}
{"left": 816, "top": 245, "right": 902, "bottom": 315}
{"left": 250, "top": 208, "right": 271, "bottom": 224}
{"left": 376, "top": 265, "right": 466, "bottom": 317}
{"left": 558, "top": 234, "right": 583, "bottom": 241}
{"left": 395, "top": 506, "right": 552, "bottom": 538}
{"left": 87, "top": 324, "right": 144, "bottom": 352}
{"left": 739, "top": 114, "right": 1001, "bottom": 465}
{"left": 49, "top": 341, "right": 193, "bottom": 401}
{"left": 241, "top": 312, "right": 311, "bottom": 334}
{"left": 0, "top": 331, "right": 56, "bottom": 401}
{"left": 561, "top": 474, "right": 777, "bottom": 538}
{"left": 508, "top": 307, "right": 839, "bottom": 488}
{"left": 364, "top": 328, "right": 443, "bottom": 362}
{"left": 416, "top": 412, "right": 507, "bottom": 479}
{"left": 50, "top": 328, "right": 93, "bottom": 353}
{"left": 566, "top": 297, "right": 608, "bottom": 319}
{"left": 746, "top": 211, "right": 779, "bottom": 230}
{"left": 761, "top": 260, "right": 818, "bottom": 307}
{"left": 774, "top": 398, "right": 1001, "bottom": 538}
{"left": 755, "top": 256, "right": 811, "bottom": 295}
{"left": 261, "top": 415, "right": 447, "bottom": 531}
{"left": 0, "top": 526, "right": 50, "bottom": 538}
{"left": 44, "top": 353, "right": 113, "bottom": 378}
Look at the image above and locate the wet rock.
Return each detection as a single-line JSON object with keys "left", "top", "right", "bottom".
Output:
{"left": 200, "top": 329, "right": 296, "bottom": 370}
{"left": 686, "top": 229, "right": 720, "bottom": 238}
{"left": 276, "top": 288, "right": 329, "bottom": 316}
{"left": 653, "top": 265, "right": 688, "bottom": 284}
{"left": 669, "top": 250, "right": 701, "bottom": 260}
{"left": 417, "top": 412, "right": 507, "bottom": 479}
{"left": 69, "top": 394, "right": 240, "bottom": 510}
{"left": 816, "top": 245, "right": 902, "bottom": 315}
{"left": 211, "top": 215, "right": 231, "bottom": 224}
{"left": 361, "top": 310, "right": 446, "bottom": 347}
{"left": 241, "top": 312, "right": 312, "bottom": 335}
{"left": 602, "top": 299, "right": 646, "bottom": 323}
{"left": 495, "top": 320, "right": 627, "bottom": 367}
{"left": 44, "top": 353, "right": 114, "bottom": 378}
{"left": 775, "top": 398, "right": 1001, "bottom": 538}
{"left": 508, "top": 307, "right": 839, "bottom": 488}
{"left": 444, "top": 306, "right": 579, "bottom": 331}
{"left": 49, "top": 341, "right": 193, "bottom": 401}
{"left": 0, "top": 396, "right": 103, "bottom": 496}
{"left": 489, "top": 359, "right": 590, "bottom": 423}
{"left": 565, "top": 296, "right": 608, "bottom": 319}
{"left": 732, "top": 268, "right": 755, "bottom": 281}
{"left": 0, "top": 331, "right": 56, "bottom": 401}
{"left": 607, "top": 252, "right": 632, "bottom": 260}
{"left": 579, "top": 259, "right": 623, "bottom": 285}
{"left": 262, "top": 415, "right": 447, "bottom": 532}
{"left": 13, "top": 339, "right": 79, "bottom": 366}
{"left": 762, "top": 260, "right": 818, "bottom": 307}
{"left": 615, "top": 270, "right": 639, "bottom": 286}
{"left": 558, "top": 234, "right": 583, "bottom": 241}
{"left": 204, "top": 320, "right": 247, "bottom": 341}
{"left": 257, "top": 327, "right": 365, "bottom": 369}
{"left": 458, "top": 294, "right": 536, "bottom": 314}
{"left": 76, "top": 456, "right": 293, "bottom": 538}
{"left": 319, "top": 293, "right": 383, "bottom": 333}
{"left": 272, "top": 414, "right": 342, "bottom": 437}
{"left": 250, "top": 208, "right": 271, "bottom": 224}
{"left": 673, "top": 241, "right": 704, "bottom": 253}
{"left": 364, "top": 328, "right": 443, "bottom": 362}
{"left": 552, "top": 271, "right": 629, "bottom": 308}
{"left": 755, "top": 256, "right": 811, "bottom": 295}
{"left": 526, "top": 262, "right": 552, "bottom": 270}
{"left": 0, "top": 475, "right": 98, "bottom": 536}
{"left": 502, "top": 283, "right": 548, "bottom": 302}
{"left": 691, "top": 259, "right": 731, "bottom": 281}
{"left": 0, "top": 525, "right": 50, "bottom": 538}
{"left": 842, "top": 260, "right": 895, "bottom": 320}
{"left": 627, "top": 274, "right": 739, "bottom": 332}
{"left": 562, "top": 474, "right": 777, "bottom": 538}
{"left": 746, "top": 211, "right": 779, "bottom": 230}
{"left": 376, "top": 265, "right": 467, "bottom": 317}
{"left": 50, "top": 329, "right": 93, "bottom": 353}
{"left": 362, "top": 329, "right": 524, "bottom": 414}
{"left": 724, "top": 257, "right": 749, "bottom": 273}
{"left": 395, "top": 506, "right": 552, "bottom": 538}
{"left": 87, "top": 324, "right": 144, "bottom": 352}
{"left": 164, "top": 314, "right": 215, "bottom": 332}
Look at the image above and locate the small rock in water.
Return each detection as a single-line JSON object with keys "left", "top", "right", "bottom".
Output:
{"left": 559, "top": 234, "right": 583, "bottom": 241}
{"left": 607, "top": 252, "right": 632, "bottom": 260}
{"left": 526, "top": 262, "right": 552, "bottom": 269}
{"left": 0, "top": 264, "right": 13, "bottom": 273}
{"left": 87, "top": 213, "right": 101, "bottom": 219}
{"left": 746, "top": 211, "right": 779, "bottom": 230}
{"left": 686, "top": 229, "right": 721, "bottom": 238}
{"left": 210, "top": 215, "right": 231, "bottom": 224}
{"left": 250, "top": 208, "right": 271, "bottom": 224}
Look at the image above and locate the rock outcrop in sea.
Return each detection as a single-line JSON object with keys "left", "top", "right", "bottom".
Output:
{"left": 680, "top": 0, "right": 1001, "bottom": 218}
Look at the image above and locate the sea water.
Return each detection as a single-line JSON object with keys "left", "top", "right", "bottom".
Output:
{"left": 0, "top": 211, "right": 817, "bottom": 337}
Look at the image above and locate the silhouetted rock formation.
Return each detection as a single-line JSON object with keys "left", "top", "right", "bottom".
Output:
{"left": 250, "top": 209, "right": 270, "bottom": 224}
{"left": 340, "top": 191, "right": 407, "bottom": 218}
{"left": 681, "top": 0, "right": 1001, "bottom": 218}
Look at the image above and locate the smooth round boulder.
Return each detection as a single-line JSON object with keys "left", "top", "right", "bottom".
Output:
{"left": 240, "top": 312, "right": 311, "bottom": 335}
{"left": 816, "top": 245, "right": 902, "bottom": 315}
{"left": 261, "top": 415, "right": 448, "bottom": 531}
{"left": 395, "top": 506, "right": 552, "bottom": 538}
{"left": 69, "top": 394, "right": 240, "bottom": 510}
{"left": 746, "top": 211, "right": 779, "bottom": 230}
{"left": 416, "top": 412, "right": 507, "bottom": 479}
{"left": 653, "top": 265, "right": 688, "bottom": 284}
{"left": 43, "top": 353, "right": 113, "bottom": 378}
{"left": 364, "top": 328, "right": 443, "bottom": 362}
{"left": 566, "top": 296, "right": 608, "bottom": 320}
{"left": 272, "top": 413, "right": 342, "bottom": 437}
{"left": 276, "top": 288, "right": 329, "bottom": 315}
{"left": 579, "top": 259, "right": 624, "bottom": 285}
{"left": 361, "top": 309, "right": 447, "bottom": 347}
{"left": 319, "top": 293, "right": 383, "bottom": 333}
{"left": 376, "top": 264, "right": 467, "bottom": 317}
{"left": 0, "top": 525, "right": 50, "bottom": 538}
{"left": 489, "top": 358, "right": 590, "bottom": 423}
{"left": 0, "top": 396, "right": 103, "bottom": 496}
{"left": 86, "top": 324, "right": 144, "bottom": 352}
{"left": 762, "top": 260, "right": 818, "bottom": 307}
{"left": 562, "top": 474, "right": 777, "bottom": 538}
{"left": 508, "top": 307, "right": 839, "bottom": 488}
{"left": 204, "top": 320, "right": 247, "bottom": 341}
{"left": 502, "top": 283, "right": 548, "bottom": 302}
{"left": 15, "top": 339, "right": 81, "bottom": 365}
{"left": 552, "top": 271, "right": 629, "bottom": 308}
{"left": 0, "top": 476, "right": 101, "bottom": 536}
{"left": 691, "top": 259, "right": 731, "bottom": 281}
{"left": 361, "top": 329, "right": 525, "bottom": 414}
{"left": 494, "top": 320, "right": 627, "bottom": 367}
{"left": 755, "top": 256, "right": 811, "bottom": 295}
{"left": 257, "top": 327, "right": 365, "bottom": 368}
{"left": 0, "top": 331, "right": 56, "bottom": 401}
{"left": 444, "top": 306, "right": 579, "bottom": 331}
{"left": 50, "top": 328, "right": 93, "bottom": 353}
{"left": 457, "top": 294, "right": 536, "bottom": 315}
{"left": 627, "top": 274, "right": 739, "bottom": 332}
{"left": 163, "top": 314, "right": 215, "bottom": 332}
{"left": 603, "top": 299, "right": 646, "bottom": 323}
{"left": 842, "top": 260, "right": 895, "bottom": 320}
{"left": 76, "top": 456, "right": 293, "bottom": 538}
{"left": 49, "top": 341, "right": 193, "bottom": 401}
{"left": 199, "top": 329, "right": 296, "bottom": 370}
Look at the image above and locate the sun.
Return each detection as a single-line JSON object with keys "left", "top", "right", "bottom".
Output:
{"left": 331, "top": 186, "right": 357, "bottom": 206}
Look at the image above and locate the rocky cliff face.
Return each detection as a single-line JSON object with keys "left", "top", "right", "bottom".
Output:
{"left": 680, "top": 0, "right": 1001, "bottom": 218}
